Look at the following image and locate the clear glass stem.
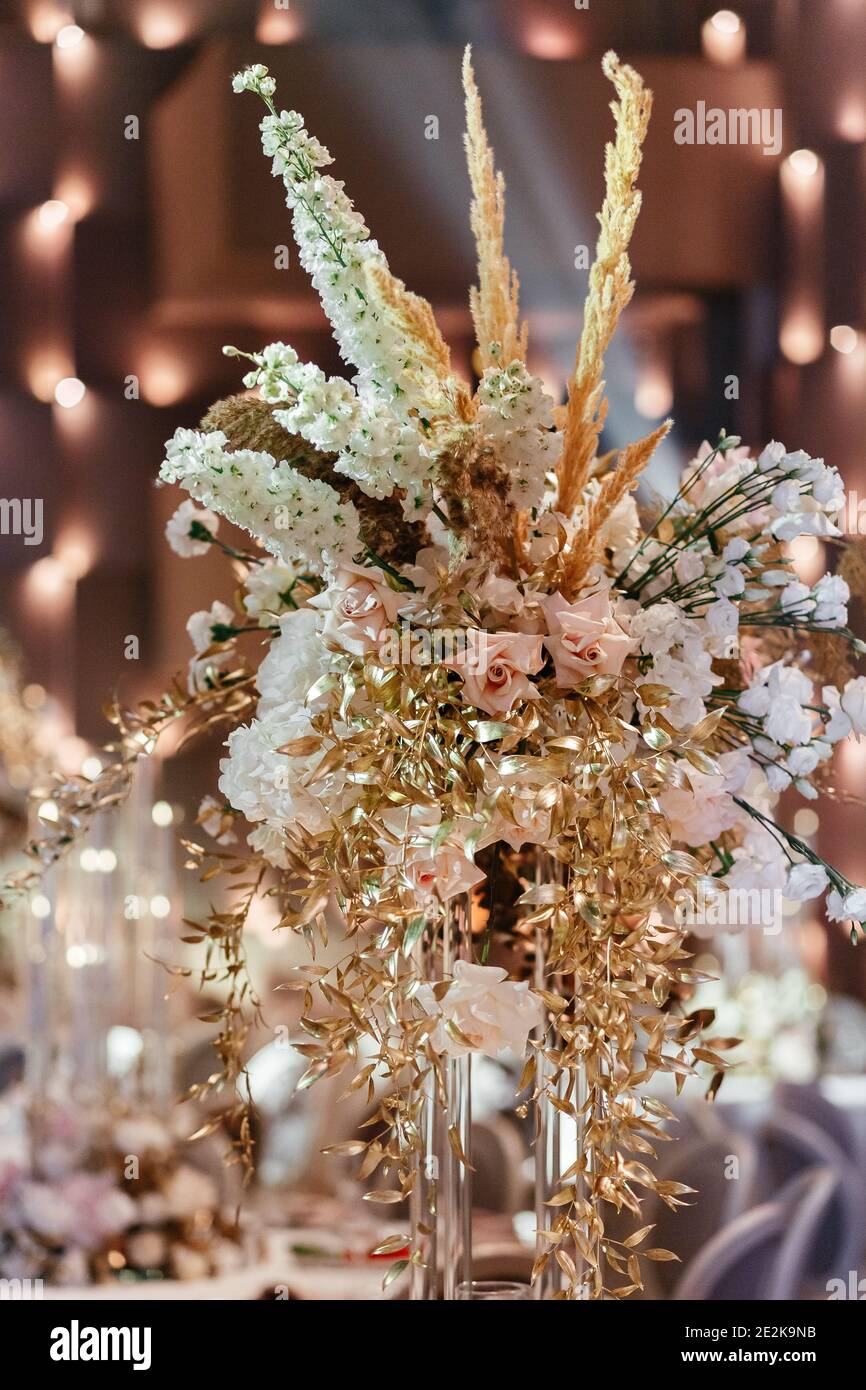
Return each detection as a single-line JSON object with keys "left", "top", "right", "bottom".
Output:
{"left": 533, "top": 851, "right": 588, "bottom": 1300}
{"left": 410, "top": 892, "right": 473, "bottom": 1300}
{"left": 441, "top": 891, "right": 473, "bottom": 1300}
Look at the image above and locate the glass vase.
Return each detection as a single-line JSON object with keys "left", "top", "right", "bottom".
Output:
{"left": 532, "top": 851, "right": 588, "bottom": 1300}
{"left": 410, "top": 891, "right": 473, "bottom": 1300}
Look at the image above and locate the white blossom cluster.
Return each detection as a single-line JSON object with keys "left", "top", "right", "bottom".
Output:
{"left": 476, "top": 361, "right": 563, "bottom": 511}
{"left": 236, "top": 341, "right": 433, "bottom": 505}
{"left": 218, "top": 608, "right": 349, "bottom": 867}
{"left": 159, "top": 428, "right": 361, "bottom": 573}
{"left": 629, "top": 599, "right": 723, "bottom": 728}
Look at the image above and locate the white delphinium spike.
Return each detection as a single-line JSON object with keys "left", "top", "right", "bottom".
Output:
{"left": 476, "top": 361, "right": 562, "bottom": 512}
{"left": 232, "top": 66, "right": 438, "bottom": 423}
{"left": 236, "top": 341, "right": 435, "bottom": 506}
{"left": 160, "top": 429, "right": 361, "bottom": 574}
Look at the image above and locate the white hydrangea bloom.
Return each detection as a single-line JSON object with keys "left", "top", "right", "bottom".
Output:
{"left": 255, "top": 608, "right": 332, "bottom": 718}
{"left": 160, "top": 428, "right": 361, "bottom": 574}
{"left": 630, "top": 600, "right": 721, "bottom": 728}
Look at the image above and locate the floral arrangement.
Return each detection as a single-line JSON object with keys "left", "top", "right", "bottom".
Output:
{"left": 8, "top": 49, "right": 866, "bottom": 1299}
{"left": 0, "top": 1107, "right": 254, "bottom": 1286}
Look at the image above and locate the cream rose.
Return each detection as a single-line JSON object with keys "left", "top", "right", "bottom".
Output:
{"left": 542, "top": 589, "right": 636, "bottom": 687}
{"left": 310, "top": 561, "right": 401, "bottom": 655}
{"left": 447, "top": 630, "right": 544, "bottom": 716}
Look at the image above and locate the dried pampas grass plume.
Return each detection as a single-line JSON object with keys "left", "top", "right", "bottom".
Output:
{"left": 557, "top": 52, "right": 653, "bottom": 520}
{"left": 365, "top": 263, "right": 453, "bottom": 383}
{"left": 463, "top": 46, "right": 528, "bottom": 374}
{"left": 562, "top": 419, "right": 670, "bottom": 596}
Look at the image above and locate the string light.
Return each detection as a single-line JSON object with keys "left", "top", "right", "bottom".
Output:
{"left": 702, "top": 10, "right": 746, "bottom": 65}
{"left": 151, "top": 801, "right": 174, "bottom": 827}
{"left": 150, "top": 895, "right": 171, "bottom": 919}
{"left": 55, "top": 23, "right": 84, "bottom": 48}
{"left": 37, "top": 199, "right": 69, "bottom": 229}
{"left": 53, "top": 376, "right": 86, "bottom": 408}
{"left": 137, "top": 6, "right": 190, "bottom": 49}
{"left": 830, "top": 324, "right": 858, "bottom": 354}
{"left": 786, "top": 148, "right": 821, "bottom": 179}
{"left": 31, "top": 895, "right": 52, "bottom": 919}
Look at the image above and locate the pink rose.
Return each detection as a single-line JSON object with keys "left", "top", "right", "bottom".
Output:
{"left": 311, "top": 561, "right": 401, "bottom": 656}
{"left": 542, "top": 590, "right": 636, "bottom": 687}
{"left": 447, "top": 631, "right": 544, "bottom": 716}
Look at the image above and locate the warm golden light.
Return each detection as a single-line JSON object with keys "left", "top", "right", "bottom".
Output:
{"left": 28, "top": 2, "right": 67, "bottom": 43}
{"left": 702, "top": 10, "right": 746, "bottom": 65}
{"left": 789, "top": 534, "right": 826, "bottom": 585}
{"left": 257, "top": 4, "right": 304, "bottom": 44}
{"left": 634, "top": 365, "right": 673, "bottom": 420}
{"left": 55, "top": 22, "right": 84, "bottom": 48}
{"left": 793, "top": 808, "right": 820, "bottom": 838}
{"left": 139, "top": 356, "right": 189, "bottom": 407}
{"left": 37, "top": 198, "right": 69, "bottom": 229}
{"left": 26, "top": 556, "right": 71, "bottom": 603}
{"left": 137, "top": 5, "right": 190, "bottom": 48}
{"left": 836, "top": 97, "right": 866, "bottom": 142}
{"left": 27, "top": 352, "right": 73, "bottom": 402}
{"left": 779, "top": 313, "right": 824, "bottom": 364}
{"left": 55, "top": 526, "right": 97, "bottom": 580}
{"left": 830, "top": 324, "right": 859, "bottom": 354}
{"left": 522, "top": 16, "right": 583, "bottom": 61}
{"left": 786, "top": 148, "right": 821, "bottom": 179}
{"left": 53, "top": 171, "right": 96, "bottom": 222}
{"left": 54, "top": 376, "right": 86, "bottom": 409}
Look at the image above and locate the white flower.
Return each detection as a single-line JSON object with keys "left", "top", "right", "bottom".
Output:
{"left": 812, "top": 573, "right": 849, "bottom": 627}
{"left": 186, "top": 601, "right": 236, "bottom": 694}
{"left": 255, "top": 607, "right": 331, "bottom": 716}
{"left": 739, "top": 662, "right": 814, "bottom": 746}
{"left": 675, "top": 549, "right": 704, "bottom": 586}
{"left": 165, "top": 499, "right": 219, "bottom": 557}
{"left": 764, "top": 697, "right": 814, "bottom": 747}
{"left": 111, "top": 1117, "right": 171, "bottom": 1157}
{"left": 418, "top": 961, "right": 545, "bottom": 1059}
{"left": 218, "top": 711, "right": 331, "bottom": 833}
{"left": 187, "top": 601, "right": 234, "bottom": 655}
{"left": 823, "top": 677, "right": 866, "bottom": 741}
{"left": 722, "top": 537, "right": 750, "bottom": 563}
{"left": 841, "top": 677, "right": 866, "bottom": 735}
{"left": 243, "top": 560, "right": 298, "bottom": 621}
{"left": 780, "top": 581, "right": 814, "bottom": 615}
{"left": 826, "top": 887, "right": 866, "bottom": 924}
{"left": 714, "top": 566, "right": 745, "bottom": 598}
{"left": 659, "top": 750, "right": 750, "bottom": 847}
{"left": 758, "top": 440, "right": 787, "bottom": 472}
{"left": 477, "top": 361, "right": 562, "bottom": 511}
{"left": 784, "top": 862, "right": 828, "bottom": 901}
{"left": 160, "top": 428, "right": 361, "bottom": 574}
